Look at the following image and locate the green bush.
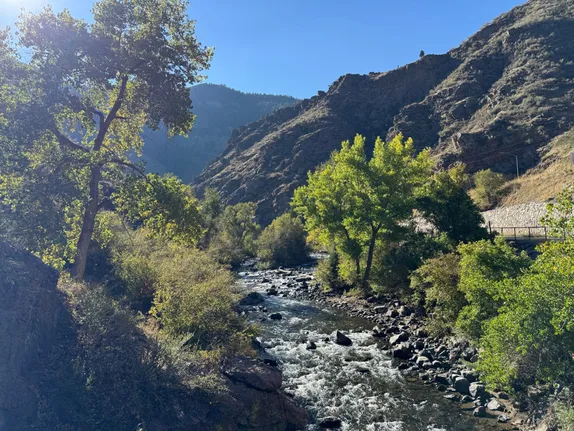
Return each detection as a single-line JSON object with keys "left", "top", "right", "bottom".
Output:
{"left": 151, "top": 249, "right": 254, "bottom": 351}
{"left": 416, "top": 165, "right": 488, "bottom": 243}
{"left": 96, "top": 214, "right": 254, "bottom": 352}
{"left": 256, "top": 213, "right": 309, "bottom": 268}
{"left": 47, "top": 280, "right": 206, "bottom": 430}
{"left": 472, "top": 169, "right": 506, "bottom": 210}
{"left": 208, "top": 202, "right": 260, "bottom": 267}
{"left": 457, "top": 237, "right": 531, "bottom": 340}
{"left": 316, "top": 250, "right": 346, "bottom": 292}
{"left": 556, "top": 401, "right": 574, "bottom": 431}
{"left": 370, "top": 230, "right": 451, "bottom": 295}
{"left": 477, "top": 239, "right": 574, "bottom": 390}
{"left": 411, "top": 252, "right": 464, "bottom": 331}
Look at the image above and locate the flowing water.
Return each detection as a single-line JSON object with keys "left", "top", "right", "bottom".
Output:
{"left": 239, "top": 265, "right": 503, "bottom": 431}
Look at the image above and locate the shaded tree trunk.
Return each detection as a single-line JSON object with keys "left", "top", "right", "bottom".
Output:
{"left": 361, "top": 225, "right": 379, "bottom": 292}
{"left": 71, "top": 166, "right": 101, "bottom": 279}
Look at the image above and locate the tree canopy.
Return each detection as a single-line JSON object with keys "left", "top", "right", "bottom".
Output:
{"left": 0, "top": 0, "right": 211, "bottom": 277}
{"left": 292, "top": 133, "right": 432, "bottom": 290}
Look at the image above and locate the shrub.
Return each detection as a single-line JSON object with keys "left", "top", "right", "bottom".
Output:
{"left": 51, "top": 280, "right": 199, "bottom": 430}
{"left": 477, "top": 239, "right": 574, "bottom": 390}
{"left": 472, "top": 169, "right": 506, "bottom": 210}
{"left": 257, "top": 213, "right": 309, "bottom": 268}
{"left": 457, "top": 237, "right": 531, "bottom": 340}
{"left": 95, "top": 215, "right": 254, "bottom": 353}
{"left": 556, "top": 402, "right": 574, "bottom": 431}
{"left": 151, "top": 249, "right": 254, "bottom": 351}
{"left": 411, "top": 252, "right": 464, "bottom": 330}
{"left": 370, "top": 230, "right": 451, "bottom": 295}
{"left": 316, "top": 250, "right": 345, "bottom": 292}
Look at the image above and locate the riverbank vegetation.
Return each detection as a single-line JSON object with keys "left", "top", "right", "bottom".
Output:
{"left": 0, "top": 2, "right": 263, "bottom": 428}
{"left": 289, "top": 134, "right": 574, "bottom": 414}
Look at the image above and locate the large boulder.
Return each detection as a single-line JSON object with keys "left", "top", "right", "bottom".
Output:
{"left": 223, "top": 357, "right": 282, "bottom": 392}
{"left": 334, "top": 331, "right": 353, "bottom": 346}
{"left": 240, "top": 291, "right": 265, "bottom": 306}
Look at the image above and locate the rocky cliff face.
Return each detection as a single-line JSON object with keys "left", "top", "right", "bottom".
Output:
{"left": 197, "top": 0, "right": 574, "bottom": 225}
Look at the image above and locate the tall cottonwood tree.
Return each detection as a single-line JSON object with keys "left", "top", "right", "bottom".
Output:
{"left": 292, "top": 134, "right": 432, "bottom": 290}
{"left": 0, "top": 0, "right": 211, "bottom": 278}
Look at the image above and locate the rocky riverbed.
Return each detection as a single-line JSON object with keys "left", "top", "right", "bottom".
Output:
{"left": 236, "top": 260, "right": 541, "bottom": 430}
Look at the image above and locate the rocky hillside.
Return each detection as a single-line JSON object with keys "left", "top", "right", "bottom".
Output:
{"left": 138, "top": 84, "right": 298, "bottom": 183}
{"left": 196, "top": 0, "right": 574, "bottom": 225}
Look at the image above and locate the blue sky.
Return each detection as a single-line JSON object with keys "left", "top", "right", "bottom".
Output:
{"left": 1, "top": 0, "right": 525, "bottom": 98}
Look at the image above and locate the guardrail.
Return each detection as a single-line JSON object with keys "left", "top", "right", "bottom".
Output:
{"left": 487, "top": 222, "right": 565, "bottom": 241}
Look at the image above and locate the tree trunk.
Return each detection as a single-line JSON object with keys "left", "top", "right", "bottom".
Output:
{"left": 71, "top": 166, "right": 101, "bottom": 279}
{"left": 354, "top": 258, "right": 361, "bottom": 280}
{"left": 361, "top": 226, "right": 379, "bottom": 292}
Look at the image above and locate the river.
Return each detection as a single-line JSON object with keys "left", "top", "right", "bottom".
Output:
{"left": 238, "top": 262, "right": 505, "bottom": 431}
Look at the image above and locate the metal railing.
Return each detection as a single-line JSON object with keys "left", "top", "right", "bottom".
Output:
{"left": 487, "top": 222, "right": 565, "bottom": 241}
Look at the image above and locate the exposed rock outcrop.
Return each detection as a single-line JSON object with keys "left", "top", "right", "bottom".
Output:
{"left": 197, "top": 0, "right": 574, "bottom": 225}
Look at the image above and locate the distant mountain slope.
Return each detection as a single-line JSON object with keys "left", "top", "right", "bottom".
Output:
{"left": 196, "top": 0, "right": 574, "bottom": 225}
{"left": 139, "top": 84, "right": 299, "bottom": 183}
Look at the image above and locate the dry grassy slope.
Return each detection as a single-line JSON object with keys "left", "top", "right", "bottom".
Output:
{"left": 502, "top": 128, "right": 574, "bottom": 206}
{"left": 197, "top": 0, "right": 574, "bottom": 225}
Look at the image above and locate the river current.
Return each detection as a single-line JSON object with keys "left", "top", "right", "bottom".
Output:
{"left": 239, "top": 264, "right": 503, "bottom": 431}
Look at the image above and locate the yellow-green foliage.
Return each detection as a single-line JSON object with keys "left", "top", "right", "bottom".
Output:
{"left": 208, "top": 202, "right": 260, "bottom": 267}
{"left": 472, "top": 169, "right": 506, "bottom": 210}
{"left": 411, "top": 252, "right": 464, "bottom": 330}
{"left": 477, "top": 239, "right": 574, "bottom": 390}
{"left": 457, "top": 237, "right": 530, "bottom": 340}
{"left": 257, "top": 213, "right": 309, "bottom": 268}
{"left": 114, "top": 173, "right": 203, "bottom": 246}
{"left": 104, "top": 214, "right": 254, "bottom": 352}
{"left": 316, "top": 250, "right": 345, "bottom": 292}
{"left": 292, "top": 133, "right": 432, "bottom": 290}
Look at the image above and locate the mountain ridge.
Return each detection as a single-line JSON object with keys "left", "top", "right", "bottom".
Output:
{"left": 196, "top": 0, "right": 574, "bottom": 225}
{"left": 138, "top": 83, "right": 299, "bottom": 183}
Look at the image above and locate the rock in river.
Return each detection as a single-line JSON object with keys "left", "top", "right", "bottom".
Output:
{"left": 454, "top": 377, "right": 470, "bottom": 395}
{"left": 269, "top": 312, "right": 283, "bottom": 320}
{"left": 334, "top": 331, "right": 353, "bottom": 346}
{"left": 319, "top": 417, "right": 342, "bottom": 429}
{"left": 239, "top": 291, "right": 264, "bottom": 306}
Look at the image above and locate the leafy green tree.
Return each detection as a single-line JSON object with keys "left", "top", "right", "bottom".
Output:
{"left": 457, "top": 237, "right": 531, "bottom": 340}
{"left": 541, "top": 187, "right": 574, "bottom": 238}
{"left": 209, "top": 202, "right": 260, "bottom": 267}
{"left": 0, "top": 0, "right": 211, "bottom": 278}
{"left": 292, "top": 134, "right": 432, "bottom": 291}
{"left": 411, "top": 252, "right": 464, "bottom": 333}
{"left": 478, "top": 239, "right": 574, "bottom": 390}
{"left": 316, "top": 249, "right": 345, "bottom": 292}
{"left": 472, "top": 169, "right": 506, "bottom": 209}
{"left": 417, "top": 164, "right": 488, "bottom": 243}
{"left": 113, "top": 174, "right": 203, "bottom": 246}
{"left": 199, "top": 187, "right": 224, "bottom": 247}
{"left": 257, "top": 213, "right": 309, "bottom": 268}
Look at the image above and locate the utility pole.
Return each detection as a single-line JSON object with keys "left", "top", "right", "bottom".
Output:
{"left": 514, "top": 155, "right": 520, "bottom": 179}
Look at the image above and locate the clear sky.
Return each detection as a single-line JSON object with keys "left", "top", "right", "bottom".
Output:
{"left": 1, "top": 0, "right": 526, "bottom": 99}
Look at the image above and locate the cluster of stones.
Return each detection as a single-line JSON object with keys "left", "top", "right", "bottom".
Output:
{"left": 238, "top": 265, "right": 533, "bottom": 428}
